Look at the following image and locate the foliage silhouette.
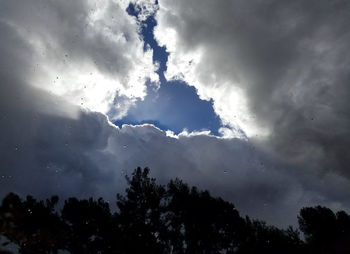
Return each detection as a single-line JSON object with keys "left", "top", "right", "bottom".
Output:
{"left": 298, "top": 206, "right": 350, "bottom": 254}
{"left": 116, "top": 167, "right": 167, "bottom": 253}
{"left": 0, "top": 167, "right": 349, "bottom": 253}
{"left": 0, "top": 193, "right": 65, "bottom": 254}
{"left": 165, "top": 179, "right": 246, "bottom": 253}
{"left": 61, "top": 197, "right": 116, "bottom": 253}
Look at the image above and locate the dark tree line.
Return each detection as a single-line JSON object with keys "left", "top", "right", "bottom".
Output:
{"left": 1, "top": 167, "right": 350, "bottom": 253}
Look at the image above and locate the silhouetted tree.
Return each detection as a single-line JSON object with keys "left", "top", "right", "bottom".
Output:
{"left": 116, "top": 167, "right": 167, "bottom": 253}
{"left": 238, "top": 217, "right": 304, "bottom": 254}
{"left": 61, "top": 197, "right": 117, "bottom": 253}
{"left": 298, "top": 206, "right": 350, "bottom": 253}
{"left": 2, "top": 167, "right": 349, "bottom": 254}
{"left": 0, "top": 193, "right": 65, "bottom": 254}
{"left": 165, "top": 179, "right": 246, "bottom": 253}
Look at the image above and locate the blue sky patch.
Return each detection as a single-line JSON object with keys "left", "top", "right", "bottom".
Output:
{"left": 117, "top": 3, "right": 221, "bottom": 135}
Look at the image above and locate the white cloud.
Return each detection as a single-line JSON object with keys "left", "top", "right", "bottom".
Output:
{"left": 2, "top": 0, "right": 350, "bottom": 229}
{"left": 154, "top": 0, "right": 264, "bottom": 137}
{"left": 130, "top": 0, "right": 158, "bottom": 21}
{"left": 0, "top": 0, "right": 158, "bottom": 119}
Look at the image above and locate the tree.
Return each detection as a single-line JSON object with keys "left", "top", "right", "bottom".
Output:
{"left": 165, "top": 179, "right": 246, "bottom": 253}
{"left": 238, "top": 217, "right": 304, "bottom": 254}
{"left": 298, "top": 206, "right": 350, "bottom": 254}
{"left": 116, "top": 167, "right": 167, "bottom": 253}
{"left": 61, "top": 197, "right": 116, "bottom": 254}
{"left": 2, "top": 168, "right": 347, "bottom": 254}
{"left": 0, "top": 193, "right": 65, "bottom": 254}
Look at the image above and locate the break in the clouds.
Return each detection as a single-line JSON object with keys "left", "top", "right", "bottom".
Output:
{"left": 1, "top": 0, "right": 350, "bottom": 227}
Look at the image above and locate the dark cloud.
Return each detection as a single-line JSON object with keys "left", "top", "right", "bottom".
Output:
{"left": 155, "top": 0, "right": 350, "bottom": 177}
{"left": 1, "top": 0, "right": 350, "bottom": 229}
{"left": 2, "top": 76, "right": 350, "bottom": 227}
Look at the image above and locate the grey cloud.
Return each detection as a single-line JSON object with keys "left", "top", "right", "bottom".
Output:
{"left": 3, "top": 98, "right": 350, "bottom": 227}
{"left": 1, "top": 57, "right": 350, "bottom": 226}
{"left": 1, "top": 0, "right": 134, "bottom": 78}
{"left": 155, "top": 0, "right": 350, "bottom": 177}
{"left": 2, "top": 0, "right": 350, "bottom": 230}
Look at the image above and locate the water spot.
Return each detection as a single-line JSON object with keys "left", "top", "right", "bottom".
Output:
{"left": 123, "top": 145, "right": 127, "bottom": 149}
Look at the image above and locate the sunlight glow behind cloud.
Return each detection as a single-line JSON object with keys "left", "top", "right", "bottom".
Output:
{"left": 154, "top": 7, "right": 265, "bottom": 138}
{"left": 2, "top": 0, "right": 158, "bottom": 119}
{"left": 2, "top": 0, "right": 350, "bottom": 228}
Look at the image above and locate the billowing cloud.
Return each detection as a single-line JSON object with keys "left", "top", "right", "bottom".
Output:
{"left": 2, "top": 90, "right": 350, "bottom": 227}
{"left": 2, "top": 0, "right": 350, "bottom": 229}
{"left": 154, "top": 0, "right": 350, "bottom": 176}
{"left": 0, "top": 0, "right": 158, "bottom": 119}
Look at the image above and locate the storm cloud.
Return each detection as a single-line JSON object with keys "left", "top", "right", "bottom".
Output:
{"left": 155, "top": 0, "right": 350, "bottom": 176}
{"left": 1, "top": 0, "right": 350, "bottom": 228}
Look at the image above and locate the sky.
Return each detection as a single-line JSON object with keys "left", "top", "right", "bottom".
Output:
{"left": 1, "top": 0, "right": 350, "bottom": 227}
{"left": 115, "top": 4, "right": 222, "bottom": 135}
